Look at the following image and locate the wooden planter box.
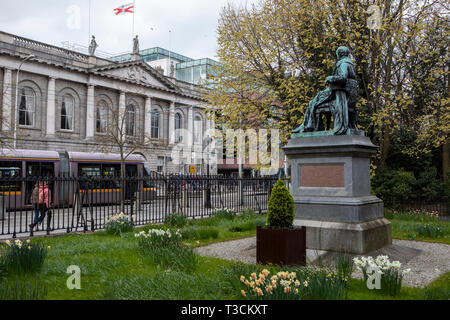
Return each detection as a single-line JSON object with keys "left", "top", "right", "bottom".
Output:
{"left": 256, "top": 226, "right": 306, "bottom": 266}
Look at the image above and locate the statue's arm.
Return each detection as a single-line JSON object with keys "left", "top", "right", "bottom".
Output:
{"left": 326, "top": 63, "right": 350, "bottom": 85}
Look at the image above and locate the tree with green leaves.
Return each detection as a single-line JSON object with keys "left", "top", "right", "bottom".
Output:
{"left": 204, "top": 0, "right": 449, "bottom": 175}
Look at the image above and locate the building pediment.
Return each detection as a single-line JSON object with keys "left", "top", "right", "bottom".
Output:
{"left": 91, "top": 61, "right": 178, "bottom": 91}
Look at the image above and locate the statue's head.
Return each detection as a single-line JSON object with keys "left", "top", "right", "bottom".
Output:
{"left": 336, "top": 46, "right": 350, "bottom": 59}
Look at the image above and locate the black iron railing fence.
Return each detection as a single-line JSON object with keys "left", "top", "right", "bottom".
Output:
{"left": 0, "top": 175, "right": 281, "bottom": 238}
{"left": 2, "top": 174, "right": 444, "bottom": 238}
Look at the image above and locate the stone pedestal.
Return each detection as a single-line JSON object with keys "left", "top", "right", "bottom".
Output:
{"left": 283, "top": 134, "right": 392, "bottom": 254}
{"left": 88, "top": 56, "right": 97, "bottom": 66}
{"left": 131, "top": 53, "right": 141, "bottom": 61}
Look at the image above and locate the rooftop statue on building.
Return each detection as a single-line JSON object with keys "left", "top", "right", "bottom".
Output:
{"left": 88, "top": 36, "right": 98, "bottom": 56}
{"left": 133, "top": 35, "right": 140, "bottom": 55}
{"left": 292, "top": 46, "right": 361, "bottom": 137}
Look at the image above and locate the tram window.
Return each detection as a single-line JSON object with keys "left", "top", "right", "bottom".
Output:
{"left": 102, "top": 165, "right": 120, "bottom": 177}
{"left": 41, "top": 163, "right": 54, "bottom": 177}
{"left": 79, "top": 165, "right": 101, "bottom": 177}
{"left": 0, "top": 161, "right": 22, "bottom": 177}
{"left": 0, "top": 167, "right": 21, "bottom": 177}
{"left": 0, "top": 161, "right": 22, "bottom": 192}
{"left": 26, "top": 162, "right": 54, "bottom": 177}
{"left": 102, "top": 165, "right": 120, "bottom": 188}
{"left": 126, "top": 165, "right": 137, "bottom": 177}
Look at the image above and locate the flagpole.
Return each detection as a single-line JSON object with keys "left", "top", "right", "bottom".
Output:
{"left": 88, "top": 0, "right": 91, "bottom": 42}
{"left": 169, "top": 30, "right": 172, "bottom": 65}
{"left": 132, "top": 0, "right": 136, "bottom": 38}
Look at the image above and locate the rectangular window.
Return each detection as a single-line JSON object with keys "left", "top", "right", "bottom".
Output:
{"left": 194, "top": 117, "right": 202, "bottom": 144}
{"left": 96, "top": 106, "right": 108, "bottom": 133}
{"left": 61, "top": 96, "right": 74, "bottom": 130}
{"left": 125, "top": 106, "right": 135, "bottom": 136}
{"left": 151, "top": 111, "right": 159, "bottom": 139}
{"left": 19, "top": 89, "right": 35, "bottom": 127}
{"left": 79, "top": 165, "right": 101, "bottom": 177}
{"left": 126, "top": 164, "right": 137, "bottom": 177}
{"left": 175, "top": 113, "right": 183, "bottom": 143}
{"left": 193, "top": 66, "right": 201, "bottom": 84}
{"left": 102, "top": 165, "right": 120, "bottom": 177}
{"left": 0, "top": 161, "right": 22, "bottom": 192}
{"left": 26, "top": 162, "right": 54, "bottom": 177}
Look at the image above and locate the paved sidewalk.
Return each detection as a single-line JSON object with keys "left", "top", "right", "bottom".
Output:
{"left": 194, "top": 237, "right": 450, "bottom": 287}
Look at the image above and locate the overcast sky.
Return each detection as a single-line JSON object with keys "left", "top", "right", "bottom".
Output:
{"left": 0, "top": 0, "right": 257, "bottom": 61}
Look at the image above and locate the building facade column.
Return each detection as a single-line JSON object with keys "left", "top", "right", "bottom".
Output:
{"left": 2, "top": 68, "right": 12, "bottom": 132}
{"left": 46, "top": 77, "right": 56, "bottom": 136}
{"left": 206, "top": 110, "right": 213, "bottom": 157}
{"left": 144, "top": 96, "right": 152, "bottom": 139}
{"left": 209, "top": 111, "right": 216, "bottom": 152}
{"left": 119, "top": 91, "right": 126, "bottom": 135}
{"left": 168, "top": 101, "right": 175, "bottom": 144}
{"left": 86, "top": 84, "right": 95, "bottom": 138}
{"left": 187, "top": 106, "right": 193, "bottom": 146}
{"left": 205, "top": 111, "right": 210, "bottom": 137}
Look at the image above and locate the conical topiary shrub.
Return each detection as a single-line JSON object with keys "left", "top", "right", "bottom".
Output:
{"left": 267, "top": 179, "right": 294, "bottom": 228}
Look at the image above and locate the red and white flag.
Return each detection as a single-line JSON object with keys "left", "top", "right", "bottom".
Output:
{"left": 114, "top": 3, "right": 134, "bottom": 15}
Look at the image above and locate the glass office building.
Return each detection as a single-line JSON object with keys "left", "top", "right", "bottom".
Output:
{"left": 176, "top": 58, "right": 221, "bottom": 84}
{"left": 110, "top": 47, "right": 192, "bottom": 64}
{"left": 110, "top": 47, "right": 221, "bottom": 85}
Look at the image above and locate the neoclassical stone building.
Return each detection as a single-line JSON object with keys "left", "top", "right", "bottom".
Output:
{"left": 0, "top": 31, "right": 216, "bottom": 174}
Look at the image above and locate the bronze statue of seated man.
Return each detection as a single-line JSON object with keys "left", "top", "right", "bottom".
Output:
{"left": 292, "top": 46, "right": 358, "bottom": 135}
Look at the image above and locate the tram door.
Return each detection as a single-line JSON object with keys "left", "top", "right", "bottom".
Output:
{"left": 0, "top": 162, "right": 22, "bottom": 208}
{"left": 125, "top": 164, "right": 137, "bottom": 200}
{"left": 126, "top": 164, "right": 137, "bottom": 177}
{"left": 25, "top": 162, "right": 55, "bottom": 205}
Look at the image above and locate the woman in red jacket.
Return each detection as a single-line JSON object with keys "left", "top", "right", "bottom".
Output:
{"left": 29, "top": 181, "right": 52, "bottom": 231}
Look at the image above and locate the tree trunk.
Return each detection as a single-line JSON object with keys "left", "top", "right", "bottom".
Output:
{"left": 379, "top": 0, "right": 399, "bottom": 168}
{"left": 443, "top": 140, "right": 449, "bottom": 179}
{"left": 380, "top": 127, "right": 390, "bottom": 167}
{"left": 120, "top": 160, "right": 125, "bottom": 213}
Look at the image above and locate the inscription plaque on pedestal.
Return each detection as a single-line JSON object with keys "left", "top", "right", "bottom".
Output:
{"left": 283, "top": 135, "right": 392, "bottom": 254}
{"left": 300, "top": 164, "right": 345, "bottom": 188}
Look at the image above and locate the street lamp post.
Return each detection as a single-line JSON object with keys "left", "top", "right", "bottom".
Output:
{"left": 13, "top": 54, "right": 35, "bottom": 149}
{"left": 205, "top": 151, "right": 211, "bottom": 208}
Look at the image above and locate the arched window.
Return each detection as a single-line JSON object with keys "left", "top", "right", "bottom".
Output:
{"left": 18, "top": 87, "right": 35, "bottom": 127}
{"left": 125, "top": 105, "right": 135, "bottom": 136}
{"left": 175, "top": 112, "right": 182, "bottom": 142}
{"left": 194, "top": 115, "right": 203, "bottom": 144}
{"left": 96, "top": 101, "right": 108, "bottom": 133}
{"left": 61, "top": 94, "right": 74, "bottom": 130}
{"left": 151, "top": 109, "right": 160, "bottom": 139}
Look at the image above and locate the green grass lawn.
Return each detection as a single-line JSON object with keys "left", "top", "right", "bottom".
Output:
{"left": 385, "top": 209, "right": 450, "bottom": 245}
{"left": 0, "top": 210, "right": 449, "bottom": 300}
